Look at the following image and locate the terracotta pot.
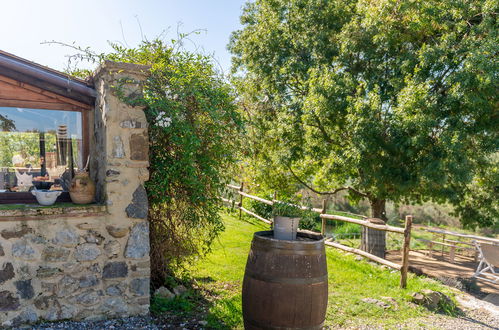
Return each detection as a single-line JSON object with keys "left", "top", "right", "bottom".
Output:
{"left": 69, "top": 171, "right": 95, "bottom": 204}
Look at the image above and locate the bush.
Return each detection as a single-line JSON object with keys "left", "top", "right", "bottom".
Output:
{"left": 246, "top": 194, "right": 273, "bottom": 220}
{"left": 299, "top": 210, "right": 321, "bottom": 231}
{"left": 144, "top": 43, "right": 242, "bottom": 285}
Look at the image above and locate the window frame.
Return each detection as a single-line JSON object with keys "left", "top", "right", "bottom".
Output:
{"left": 0, "top": 75, "right": 92, "bottom": 204}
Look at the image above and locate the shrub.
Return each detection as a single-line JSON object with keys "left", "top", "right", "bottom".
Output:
{"left": 143, "top": 43, "right": 242, "bottom": 285}
{"left": 246, "top": 194, "right": 273, "bottom": 220}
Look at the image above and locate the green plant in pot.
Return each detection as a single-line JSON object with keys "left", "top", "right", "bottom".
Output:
{"left": 272, "top": 201, "right": 305, "bottom": 240}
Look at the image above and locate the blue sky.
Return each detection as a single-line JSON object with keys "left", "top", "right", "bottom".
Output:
{"left": 0, "top": 107, "right": 82, "bottom": 137}
{"left": 1, "top": 0, "right": 247, "bottom": 74}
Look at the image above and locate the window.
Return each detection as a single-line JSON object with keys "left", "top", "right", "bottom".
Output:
{"left": 0, "top": 107, "right": 87, "bottom": 203}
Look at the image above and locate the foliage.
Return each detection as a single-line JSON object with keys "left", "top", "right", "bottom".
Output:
{"left": 0, "top": 114, "right": 15, "bottom": 132}
{"left": 452, "top": 154, "right": 499, "bottom": 229}
{"left": 68, "top": 39, "right": 242, "bottom": 285}
{"left": 299, "top": 210, "right": 320, "bottom": 231}
{"left": 230, "top": 0, "right": 498, "bottom": 227}
{"left": 0, "top": 132, "right": 60, "bottom": 168}
{"left": 246, "top": 194, "right": 273, "bottom": 219}
{"left": 271, "top": 200, "right": 304, "bottom": 218}
{"left": 150, "top": 295, "right": 194, "bottom": 315}
{"left": 143, "top": 44, "right": 242, "bottom": 285}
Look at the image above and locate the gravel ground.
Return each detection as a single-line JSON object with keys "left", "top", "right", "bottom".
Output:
{"left": 11, "top": 293, "right": 498, "bottom": 330}
{"left": 12, "top": 314, "right": 209, "bottom": 330}
{"left": 395, "top": 293, "right": 499, "bottom": 330}
{"left": 15, "top": 316, "right": 162, "bottom": 330}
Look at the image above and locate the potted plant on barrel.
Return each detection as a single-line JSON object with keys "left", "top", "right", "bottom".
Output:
{"left": 272, "top": 201, "right": 303, "bottom": 240}
{"left": 272, "top": 200, "right": 318, "bottom": 240}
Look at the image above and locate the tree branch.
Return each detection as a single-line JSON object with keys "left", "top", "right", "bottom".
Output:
{"left": 310, "top": 114, "right": 334, "bottom": 144}
{"left": 287, "top": 165, "right": 368, "bottom": 198}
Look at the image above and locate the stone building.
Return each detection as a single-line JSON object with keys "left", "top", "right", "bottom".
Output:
{"left": 0, "top": 51, "right": 151, "bottom": 326}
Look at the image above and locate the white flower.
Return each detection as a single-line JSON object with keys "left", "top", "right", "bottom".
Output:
{"left": 155, "top": 112, "right": 172, "bottom": 128}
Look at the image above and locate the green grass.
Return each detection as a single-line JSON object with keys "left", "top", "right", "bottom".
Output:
{"left": 187, "top": 211, "right": 457, "bottom": 329}
{"left": 0, "top": 202, "right": 95, "bottom": 210}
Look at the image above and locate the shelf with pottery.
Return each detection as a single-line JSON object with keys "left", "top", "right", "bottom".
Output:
{"left": 0, "top": 165, "right": 104, "bottom": 220}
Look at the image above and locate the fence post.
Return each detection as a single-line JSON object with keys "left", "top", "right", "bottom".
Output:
{"left": 400, "top": 215, "right": 413, "bottom": 289}
{"left": 321, "top": 199, "right": 327, "bottom": 236}
{"left": 239, "top": 182, "right": 244, "bottom": 220}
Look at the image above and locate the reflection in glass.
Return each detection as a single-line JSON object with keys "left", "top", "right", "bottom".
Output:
{"left": 0, "top": 107, "right": 82, "bottom": 193}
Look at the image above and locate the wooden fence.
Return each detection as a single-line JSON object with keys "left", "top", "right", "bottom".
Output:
{"left": 223, "top": 184, "right": 413, "bottom": 288}
{"left": 413, "top": 227, "right": 499, "bottom": 263}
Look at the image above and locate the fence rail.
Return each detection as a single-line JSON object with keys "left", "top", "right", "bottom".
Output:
{"left": 320, "top": 214, "right": 405, "bottom": 234}
{"left": 325, "top": 240, "right": 403, "bottom": 270}
{"left": 223, "top": 183, "right": 413, "bottom": 288}
{"left": 240, "top": 206, "right": 273, "bottom": 224}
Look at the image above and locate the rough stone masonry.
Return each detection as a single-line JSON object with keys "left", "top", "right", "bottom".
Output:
{"left": 0, "top": 62, "right": 151, "bottom": 327}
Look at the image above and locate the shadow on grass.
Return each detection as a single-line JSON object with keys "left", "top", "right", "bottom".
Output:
{"left": 150, "top": 276, "right": 242, "bottom": 329}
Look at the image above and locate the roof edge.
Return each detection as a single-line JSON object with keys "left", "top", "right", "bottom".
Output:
{"left": 0, "top": 50, "right": 96, "bottom": 101}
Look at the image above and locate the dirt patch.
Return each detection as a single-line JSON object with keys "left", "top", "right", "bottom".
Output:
{"left": 386, "top": 250, "right": 497, "bottom": 295}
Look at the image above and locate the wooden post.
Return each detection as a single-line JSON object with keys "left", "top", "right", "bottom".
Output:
{"left": 400, "top": 215, "right": 413, "bottom": 289}
{"left": 239, "top": 182, "right": 244, "bottom": 220}
{"left": 449, "top": 246, "right": 455, "bottom": 263}
{"left": 321, "top": 199, "right": 327, "bottom": 236}
{"left": 441, "top": 234, "right": 446, "bottom": 256}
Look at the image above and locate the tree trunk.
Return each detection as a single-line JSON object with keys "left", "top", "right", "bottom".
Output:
{"left": 360, "top": 198, "right": 387, "bottom": 258}
{"left": 370, "top": 198, "right": 387, "bottom": 221}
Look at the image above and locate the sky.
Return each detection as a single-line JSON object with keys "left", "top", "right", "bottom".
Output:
{"left": 1, "top": 0, "right": 248, "bottom": 74}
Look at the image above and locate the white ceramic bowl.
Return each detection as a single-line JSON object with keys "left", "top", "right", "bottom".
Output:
{"left": 31, "top": 190, "right": 62, "bottom": 206}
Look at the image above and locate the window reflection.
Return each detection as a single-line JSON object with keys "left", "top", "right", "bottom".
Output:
{"left": 0, "top": 107, "right": 82, "bottom": 193}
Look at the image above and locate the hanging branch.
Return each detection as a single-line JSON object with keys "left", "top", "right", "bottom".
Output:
{"left": 287, "top": 165, "right": 368, "bottom": 198}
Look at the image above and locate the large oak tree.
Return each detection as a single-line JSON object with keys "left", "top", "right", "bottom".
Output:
{"left": 230, "top": 0, "right": 498, "bottom": 227}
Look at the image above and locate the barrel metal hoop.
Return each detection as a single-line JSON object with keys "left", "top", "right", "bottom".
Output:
{"left": 252, "top": 239, "right": 325, "bottom": 252}
{"left": 253, "top": 231, "right": 325, "bottom": 250}
{"left": 245, "top": 271, "right": 328, "bottom": 285}
{"left": 250, "top": 244, "right": 325, "bottom": 256}
{"left": 252, "top": 241, "right": 325, "bottom": 252}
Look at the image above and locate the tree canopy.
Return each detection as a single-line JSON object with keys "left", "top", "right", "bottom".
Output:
{"left": 230, "top": 0, "right": 498, "bottom": 227}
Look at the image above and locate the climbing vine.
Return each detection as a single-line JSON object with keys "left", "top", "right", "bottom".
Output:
{"left": 68, "top": 39, "right": 242, "bottom": 285}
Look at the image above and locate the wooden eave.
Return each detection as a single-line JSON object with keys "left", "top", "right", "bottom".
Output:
{"left": 0, "top": 74, "right": 92, "bottom": 111}
{"left": 0, "top": 50, "right": 95, "bottom": 108}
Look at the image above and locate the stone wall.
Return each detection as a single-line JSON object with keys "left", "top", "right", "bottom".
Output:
{"left": 0, "top": 61, "right": 151, "bottom": 327}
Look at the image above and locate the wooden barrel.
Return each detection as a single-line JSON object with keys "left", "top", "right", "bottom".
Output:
{"left": 242, "top": 230, "right": 328, "bottom": 330}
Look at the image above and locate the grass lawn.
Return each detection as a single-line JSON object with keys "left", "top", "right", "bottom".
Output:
{"left": 183, "top": 211, "right": 457, "bottom": 329}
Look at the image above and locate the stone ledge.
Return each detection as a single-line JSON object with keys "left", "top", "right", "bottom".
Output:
{"left": 93, "top": 61, "right": 150, "bottom": 81}
{"left": 0, "top": 204, "right": 107, "bottom": 221}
